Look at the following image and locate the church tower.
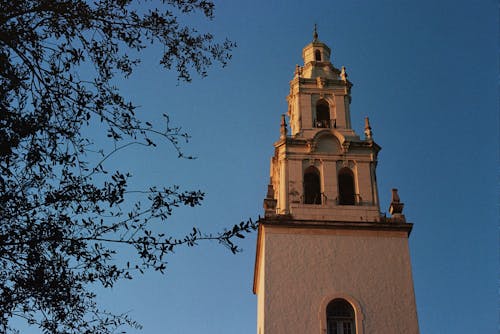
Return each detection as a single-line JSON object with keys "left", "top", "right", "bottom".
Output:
{"left": 253, "top": 29, "right": 419, "bottom": 334}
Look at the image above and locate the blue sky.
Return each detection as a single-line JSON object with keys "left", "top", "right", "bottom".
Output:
{"left": 24, "top": 0, "right": 499, "bottom": 333}
{"left": 97, "top": 1, "right": 497, "bottom": 333}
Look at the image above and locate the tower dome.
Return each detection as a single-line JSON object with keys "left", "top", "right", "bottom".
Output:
{"left": 300, "top": 26, "right": 337, "bottom": 79}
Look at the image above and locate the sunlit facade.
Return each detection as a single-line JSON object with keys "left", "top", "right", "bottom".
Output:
{"left": 253, "top": 30, "right": 419, "bottom": 334}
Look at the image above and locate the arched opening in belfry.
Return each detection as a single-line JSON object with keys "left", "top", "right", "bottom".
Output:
{"left": 326, "top": 299, "right": 356, "bottom": 334}
{"left": 338, "top": 168, "right": 356, "bottom": 205}
{"left": 315, "top": 49, "right": 322, "bottom": 61}
{"left": 303, "top": 166, "right": 321, "bottom": 204}
{"left": 315, "top": 99, "right": 330, "bottom": 128}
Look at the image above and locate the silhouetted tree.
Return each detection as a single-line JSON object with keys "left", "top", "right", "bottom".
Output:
{"left": 0, "top": 1, "right": 256, "bottom": 332}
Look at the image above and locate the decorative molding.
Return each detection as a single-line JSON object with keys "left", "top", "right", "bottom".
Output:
{"left": 259, "top": 218, "right": 414, "bottom": 236}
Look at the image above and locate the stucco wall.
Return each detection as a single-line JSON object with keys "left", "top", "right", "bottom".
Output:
{"left": 259, "top": 225, "right": 419, "bottom": 334}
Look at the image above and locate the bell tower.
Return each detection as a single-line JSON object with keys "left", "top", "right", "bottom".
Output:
{"left": 253, "top": 29, "right": 419, "bottom": 334}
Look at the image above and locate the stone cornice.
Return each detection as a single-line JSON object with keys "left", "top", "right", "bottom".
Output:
{"left": 291, "top": 77, "right": 347, "bottom": 88}
{"left": 274, "top": 135, "right": 381, "bottom": 156}
{"left": 259, "top": 216, "right": 413, "bottom": 236}
{"left": 348, "top": 139, "right": 382, "bottom": 153}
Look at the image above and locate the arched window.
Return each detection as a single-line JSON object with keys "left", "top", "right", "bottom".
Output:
{"left": 326, "top": 299, "right": 356, "bottom": 334}
{"left": 315, "top": 49, "right": 322, "bottom": 61}
{"left": 303, "top": 166, "right": 321, "bottom": 204}
{"left": 338, "top": 168, "right": 355, "bottom": 205}
{"left": 316, "top": 99, "right": 330, "bottom": 128}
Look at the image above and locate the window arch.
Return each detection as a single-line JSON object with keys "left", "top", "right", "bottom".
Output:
{"left": 316, "top": 99, "right": 330, "bottom": 128}
{"left": 326, "top": 299, "right": 356, "bottom": 334}
{"left": 303, "top": 166, "right": 321, "bottom": 204}
{"left": 338, "top": 168, "right": 355, "bottom": 205}
{"left": 315, "top": 49, "right": 322, "bottom": 61}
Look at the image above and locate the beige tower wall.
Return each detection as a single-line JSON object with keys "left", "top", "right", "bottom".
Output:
{"left": 334, "top": 94, "right": 347, "bottom": 129}
{"left": 257, "top": 35, "right": 418, "bottom": 334}
{"left": 255, "top": 227, "right": 266, "bottom": 334}
{"left": 254, "top": 223, "right": 419, "bottom": 334}
{"left": 299, "top": 94, "right": 312, "bottom": 130}
{"left": 322, "top": 160, "right": 337, "bottom": 202}
{"left": 356, "top": 161, "right": 374, "bottom": 205}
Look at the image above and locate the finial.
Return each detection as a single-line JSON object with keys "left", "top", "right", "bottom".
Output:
{"left": 294, "top": 64, "right": 303, "bottom": 78}
{"left": 263, "top": 181, "right": 277, "bottom": 217}
{"left": 313, "top": 24, "right": 318, "bottom": 41}
{"left": 280, "top": 114, "right": 288, "bottom": 139}
{"left": 364, "top": 116, "right": 373, "bottom": 139}
{"left": 391, "top": 188, "right": 401, "bottom": 204}
{"left": 388, "top": 188, "right": 406, "bottom": 222}
{"left": 340, "top": 66, "right": 348, "bottom": 81}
